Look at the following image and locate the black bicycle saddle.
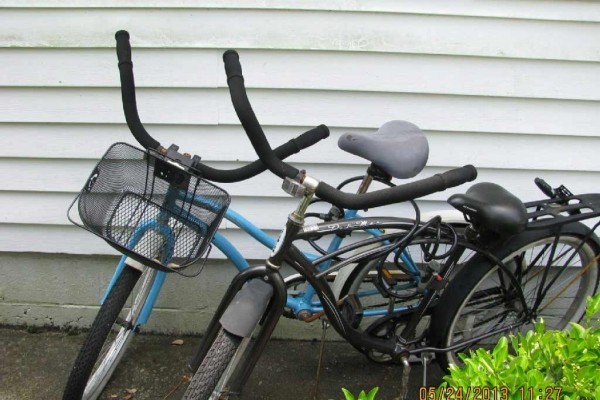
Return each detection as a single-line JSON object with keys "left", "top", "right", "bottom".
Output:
{"left": 448, "top": 182, "right": 528, "bottom": 236}
{"left": 338, "top": 120, "right": 429, "bottom": 179}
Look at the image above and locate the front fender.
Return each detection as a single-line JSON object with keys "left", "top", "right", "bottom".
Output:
{"left": 220, "top": 278, "right": 274, "bottom": 338}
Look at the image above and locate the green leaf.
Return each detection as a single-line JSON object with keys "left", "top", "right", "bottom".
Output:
{"left": 437, "top": 294, "right": 600, "bottom": 399}
{"left": 341, "top": 388, "right": 355, "bottom": 400}
{"left": 586, "top": 293, "right": 600, "bottom": 323}
{"left": 569, "top": 322, "right": 587, "bottom": 339}
{"left": 526, "top": 369, "right": 544, "bottom": 386}
{"left": 366, "top": 387, "right": 379, "bottom": 400}
{"left": 535, "top": 318, "right": 546, "bottom": 333}
{"left": 492, "top": 336, "right": 509, "bottom": 369}
{"left": 341, "top": 387, "right": 378, "bottom": 400}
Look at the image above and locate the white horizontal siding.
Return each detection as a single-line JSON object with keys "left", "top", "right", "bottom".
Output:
{"left": 0, "top": 223, "right": 277, "bottom": 260}
{"left": 2, "top": 48, "right": 599, "bottom": 101}
{"left": 1, "top": 8, "right": 599, "bottom": 61}
{"left": 2, "top": 1, "right": 600, "bottom": 23}
{"left": 2, "top": 165, "right": 597, "bottom": 232}
{"left": 1, "top": 2, "right": 599, "bottom": 260}
{"left": 2, "top": 191, "right": 450, "bottom": 228}
{"left": 2, "top": 88, "right": 599, "bottom": 136}
{"left": 3, "top": 125, "right": 600, "bottom": 172}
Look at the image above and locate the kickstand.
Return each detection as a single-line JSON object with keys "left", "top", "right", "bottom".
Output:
{"left": 421, "top": 352, "right": 433, "bottom": 387}
{"left": 313, "top": 318, "right": 329, "bottom": 400}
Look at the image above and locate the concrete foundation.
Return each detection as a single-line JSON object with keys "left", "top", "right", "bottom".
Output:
{"left": 0, "top": 252, "right": 327, "bottom": 339}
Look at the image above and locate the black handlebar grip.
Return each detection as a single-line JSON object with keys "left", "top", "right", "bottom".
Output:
{"left": 437, "top": 164, "right": 478, "bottom": 188}
{"left": 193, "top": 124, "right": 330, "bottom": 183}
{"left": 114, "top": 30, "right": 160, "bottom": 150}
{"left": 223, "top": 50, "right": 243, "bottom": 80}
{"left": 291, "top": 124, "right": 329, "bottom": 151}
{"left": 315, "top": 165, "right": 477, "bottom": 210}
{"left": 535, "top": 177, "right": 555, "bottom": 198}
{"left": 223, "top": 50, "right": 300, "bottom": 179}
{"left": 115, "top": 30, "right": 132, "bottom": 64}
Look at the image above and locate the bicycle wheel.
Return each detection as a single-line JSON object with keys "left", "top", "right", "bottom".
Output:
{"left": 183, "top": 328, "right": 244, "bottom": 400}
{"left": 62, "top": 265, "right": 156, "bottom": 400}
{"left": 430, "top": 222, "right": 600, "bottom": 371}
{"left": 339, "top": 235, "right": 475, "bottom": 363}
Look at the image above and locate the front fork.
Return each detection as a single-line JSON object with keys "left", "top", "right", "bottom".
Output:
{"left": 188, "top": 178, "right": 315, "bottom": 394}
{"left": 187, "top": 265, "right": 287, "bottom": 395}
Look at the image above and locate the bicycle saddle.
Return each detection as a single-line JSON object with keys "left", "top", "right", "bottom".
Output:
{"left": 448, "top": 182, "right": 528, "bottom": 236}
{"left": 338, "top": 120, "right": 429, "bottom": 179}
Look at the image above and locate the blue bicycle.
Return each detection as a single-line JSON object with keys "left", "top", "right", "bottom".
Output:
{"left": 62, "top": 31, "right": 439, "bottom": 400}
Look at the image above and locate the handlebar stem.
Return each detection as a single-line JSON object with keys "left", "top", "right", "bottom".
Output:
{"left": 292, "top": 175, "right": 320, "bottom": 221}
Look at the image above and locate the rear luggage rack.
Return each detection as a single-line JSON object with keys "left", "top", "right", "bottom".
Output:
{"left": 525, "top": 194, "right": 600, "bottom": 229}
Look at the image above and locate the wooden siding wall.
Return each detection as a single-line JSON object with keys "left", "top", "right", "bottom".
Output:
{"left": 1, "top": 1, "right": 600, "bottom": 261}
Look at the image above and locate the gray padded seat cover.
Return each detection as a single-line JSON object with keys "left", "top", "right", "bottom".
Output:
{"left": 337, "top": 120, "right": 429, "bottom": 179}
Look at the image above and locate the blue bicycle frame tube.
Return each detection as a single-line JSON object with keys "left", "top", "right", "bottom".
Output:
{"left": 102, "top": 255, "right": 128, "bottom": 304}
{"left": 224, "top": 208, "right": 276, "bottom": 250}
{"left": 136, "top": 218, "right": 290, "bottom": 324}
{"left": 101, "top": 188, "right": 178, "bottom": 325}
{"left": 212, "top": 232, "right": 251, "bottom": 271}
{"left": 101, "top": 218, "right": 174, "bottom": 303}
{"left": 102, "top": 189, "right": 424, "bottom": 326}
{"left": 290, "top": 210, "right": 361, "bottom": 313}
{"left": 290, "top": 208, "right": 420, "bottom": 315}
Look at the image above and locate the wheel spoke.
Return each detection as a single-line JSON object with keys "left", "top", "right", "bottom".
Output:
{"left": 439, "top": 232, "right": 598, "bottom": 370}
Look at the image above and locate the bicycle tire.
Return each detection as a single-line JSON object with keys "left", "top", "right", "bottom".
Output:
{"left": 183, "top": 329, "right": 243, "bottom": 400}
{"left": 62, "top": 265, "right": 149, "bottom": 400}
{"left": 430, "top": 222, "right": 600, "bottom": 371}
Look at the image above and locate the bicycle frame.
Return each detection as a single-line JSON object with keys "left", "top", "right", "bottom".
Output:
{"left": 99, "top": 186, "right": 425, "bottom": 329}
{"left": 191, "top": 209, "right": 537, "bottom": 396}
{"left": 100, "top": 202, "right": 273, "bottom": 326}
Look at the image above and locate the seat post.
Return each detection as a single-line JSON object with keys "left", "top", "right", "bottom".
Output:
{"left": 357, "top": 161, "right": 393, "bottom": 194}
{"left": 357, "top": 173, "right": 374, "bottom": 194}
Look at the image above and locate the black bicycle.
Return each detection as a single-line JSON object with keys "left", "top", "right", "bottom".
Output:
{"left": 182, "top": 50, "right": 600, "bottom": 399}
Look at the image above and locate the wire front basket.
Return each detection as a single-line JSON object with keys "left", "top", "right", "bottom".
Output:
{"left": 68, "top": 142, "right": 230, "bottom": 274}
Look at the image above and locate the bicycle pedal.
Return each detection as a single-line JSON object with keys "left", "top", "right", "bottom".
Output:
{"left": 381, "top": 267, "right": 397, "bottom": 286}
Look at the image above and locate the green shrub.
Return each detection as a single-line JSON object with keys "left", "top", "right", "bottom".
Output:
{"left": 438, "top": 294, "right": 600, "bottom": 400}
{"left": 341, "top": 387, "right": 379, "bottom": 400}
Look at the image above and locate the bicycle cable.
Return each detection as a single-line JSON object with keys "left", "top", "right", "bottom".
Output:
{"left": 377, "top": 214, "right": 459, "bottom": 301}
{"left": 303, "top": 175, "right": 401, "bottom": 259}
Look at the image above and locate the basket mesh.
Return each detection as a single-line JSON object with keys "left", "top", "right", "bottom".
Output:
{"left": 74, "top": 143, "right": 230, "bottom": 272}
